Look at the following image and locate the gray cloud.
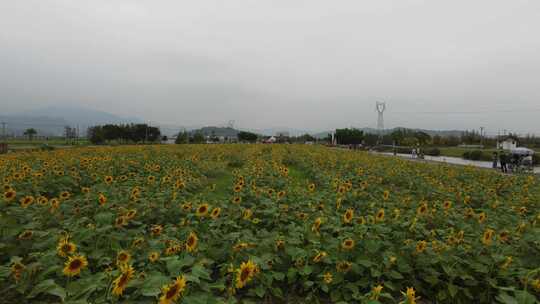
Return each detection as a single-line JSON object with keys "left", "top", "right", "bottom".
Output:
{"left": 1, "top": 0, "right": 539, "bottom": 134}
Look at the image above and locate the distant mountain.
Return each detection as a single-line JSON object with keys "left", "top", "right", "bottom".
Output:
{"left": 2, "top": 106, "right": 143, "bottom": 136}
{"left": 0, "top": 115, "right": 69, "bottom": 137}
{"left": 22, "top": 106, "right": 143, "bottom": 127}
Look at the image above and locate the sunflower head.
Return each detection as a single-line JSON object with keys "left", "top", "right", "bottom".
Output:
{"left": 20, "top": 195, "right": 35, "bottom": 208}
{"left": 149, "top": 251, "right": 160, "bottom": 263}
{"left": 18, "top": 230, "right": 33, "bottom": 240}
{"left": 336, "top": 261, "right": 352, "bottom": 273}
{"left": 117, "top": 251, "right": 131, "bottom": 265}
{"left": 112, "top": 264, "right": 135, "bottom": 296}
{"left": 376, "top": 209, "right": 385, "bottom": 222}
{"left": 185, "top": 232, "right": 198, "bottom": 253}
{"left": 57, "top": 238, "right": 77, "bottom": 257}
{"left": 323, "top": 272, "right": 333, "bottom": 284}
{"left": 60, "top": 191, "right": 70, "bottom": 200}
{"left": 343, "top": 208, "right": 354, "bottom": 224}
{"left": 210, "top": 207, "right": 221, "bottom": 219}
{"left": 3, "top": 189, "right": 16, "bottom": 202}
{"left": 415, "top": 240, "right": 427, "bottom": 254}
{"left": 159, "top": 275, "right": 187, "bottom": 304}
{"left": 63, "top": 255, "right": 88, "bottom": 277}
{"left": 196, "top": 203, "right": 209, "bottom": 217}
{"left": 235, "top": 260, "right": 257, "bottom": 289}
{"left": 342, "top": 238, "right": 355, "bottom": 250}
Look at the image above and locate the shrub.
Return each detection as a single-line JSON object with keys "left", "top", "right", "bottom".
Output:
{"left": 425, "top": 148, "right": 441, "bottom": 156}
{"left": 463, "top": 150, "right": 483, "bottom": 160}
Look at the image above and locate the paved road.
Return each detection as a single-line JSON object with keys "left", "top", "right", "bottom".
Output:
{"left": 375, "top": 152, "right": 540, "bottom": 174}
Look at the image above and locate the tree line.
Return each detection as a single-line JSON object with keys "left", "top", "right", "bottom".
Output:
{"left": 88, "top": 124, "right": 161, "bottom": 144}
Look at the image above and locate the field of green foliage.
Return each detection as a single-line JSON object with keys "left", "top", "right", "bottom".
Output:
{"left": 1, "top": 145, "right": 539, "bottom": 303}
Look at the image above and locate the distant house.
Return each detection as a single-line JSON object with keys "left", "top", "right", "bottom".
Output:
{"left": 498, "top": 137, "right": 518, "bottom": 150}
{"left": 263, "top": 136, "right": 277, "bottom": 144}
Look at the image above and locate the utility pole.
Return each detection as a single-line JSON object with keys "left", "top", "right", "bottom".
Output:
{"left": 145, "top": 123, "right": 149, "bottom": 144}
{"left": 480, "top": 127, "right": 484, "bottom": 146}
{"left": 1, "top": 122, "right": 6, "bottom": 142}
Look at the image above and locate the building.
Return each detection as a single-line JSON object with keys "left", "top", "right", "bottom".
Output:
{"left": 498, "top": 137, "right": 517, "bottom": 150}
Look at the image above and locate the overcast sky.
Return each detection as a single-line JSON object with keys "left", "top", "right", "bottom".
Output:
{"left": 1, "top": 0, "right": 539, "bottom": 134}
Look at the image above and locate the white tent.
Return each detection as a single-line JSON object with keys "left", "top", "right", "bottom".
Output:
{"left": 510, "top": 147, "right": 535, "bottom": 156}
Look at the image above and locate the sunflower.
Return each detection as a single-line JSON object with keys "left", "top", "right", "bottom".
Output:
{"left": 482, "top": 229, "right": 495, "bottom": 246}
{"left": 115, "top": 216, "right": 128, "bottom": 228}
{"left": 125, "top": 209, "right": 137, "bottom": 220}
{"left": 18, "top": 230, "right": 33, "bottom": 240}
{"left": 3, "top": 189, "right": 16, "bottom": 202}
{"left": 375, "top": 209, "right": 385, "bottom": 222}
{"left": 63, "top": 255, "right": 88, "bottom": 277}
{"left": 498, "top": 230, "right": 510, "bottom": 243}
{"left": 49, "top": 198, "right": 60, "bottom": 211}
{"left": 196, "top": 203, "right": 209, "bottom": 217}
{"left": 104, "top": 175, "right": 114, "bottom": 184}
{"left": 401, "top": 287, "right": 420, "bottom": 304}
{"left": 277, "top": 190, "right": 286, "bottom": 199}
{"left": 117, "top": 250, "right": 131, "bottom": 265}
{"left": 343, "top": 208, "right": 354, "bottom": 224}
{"left": 308, "top": 183, "right": 316, "bottom": 192}
{"left": 243, "top": 208, "right": 253, "bottom": 220}
{"left": 185, "top": 232, "right": 198, "bottom": 252}
{"left": 323, "top": 272, "right": 333, "bottom": 284}
{"left": 112, "top": 264, "right": 135, "bottom": 296}
{"left": 415, "top": 240, "right": 427, "bottom": 254}
{"left": 235, "top": 260, "right": 257, "bottom": 289}
{"left": 383, "top": 190, "right": 390, "bottom": 201}
{"left": 147, "top": 175, "right": 156, "bottom": 184}
{"left": 132, "top": 238, "right": 144, "bottom": 248}
{"left": 336, "top": 261, "right": 352, "bottom": 273}
{"left": 10, "top": 261, "right": 25, "bottom": 282}
{"left": 57, "top": 238, "right": 77, "bottom": 257}
{"left": 37, "top": 196, "right": 49, "bottom": 205}
{"left": 151, "top": 225, "right": 163, "bottom": 236}
{"left": 174, "top": 180, "right": 185, "bottom": 190}
{"left": 159, "top": 275, "right": 187, "bottom": 304}
{"left": 477, "top": 212, "right": 487, "bottom": 224}
{"left": 342, "top": 238, "right": 355, "bottom": 250}
{"left": 371, "top": 285, "right": 384, "bottom": 300}
{"left": 59, "top": 191, "right": 71, "bottom": 200}
{"left": 98, "top": 193, "right": 107, "bottom": 206}
{"left": 149, "top": 251, "right": 160, "bottom": 263}
{"left": 416, "top": 202, "right": 428, "bottom": 216}
{"left": 312, "top": 217, "right": 322, "bottom": 234}
{"left": 312, "top": 251, "right": 327, "bottom": 263}
{"left": 210, "top": 207, "right": 221, "bottom": 219}
{"left": 443, "top": 200, "right": 452, "bottom": 210}
{"left": 20, "top": 195, "right": 34, "bottom": 208}
{"left": 275, "top": 239, "right": 285, "bottom": 250}
{"left": 232, "top": 196, "right": 242, "bottom": 204}
{"left": 233, "top": 184, "right": 243, "bottom": 193}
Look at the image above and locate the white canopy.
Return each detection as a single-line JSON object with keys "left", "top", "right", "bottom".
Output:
{"left": 510, "top": 147, "right": 535, "bottom": 156}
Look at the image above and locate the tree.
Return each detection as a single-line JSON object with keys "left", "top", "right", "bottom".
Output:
{"left": 175, "top": 131, "right": 189, "bottom": 144}
{"left": 335, "top": 128, "right": 363, "bottom": 145}
{"left": 88, "top": 126, "right": 105, "bottom": 144}
{"left": 238, "top": 131, "right": 258, "bottom": 143}
{"left": 191, "top": 132, "right": 205, "bottom": 144}
{"left": 24, "top": 128, "right": 37, "bottom": 141}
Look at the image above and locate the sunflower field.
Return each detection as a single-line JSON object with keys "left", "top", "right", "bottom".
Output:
{"left": 1, "top": 144, "right": 539, "bottom": 304}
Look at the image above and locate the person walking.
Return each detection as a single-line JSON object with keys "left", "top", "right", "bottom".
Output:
{"left": 500, "top": 152, "right": 508, "bottom": 173}
{"left": 492, "top": 152, "right": 498, "bottom": 169}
